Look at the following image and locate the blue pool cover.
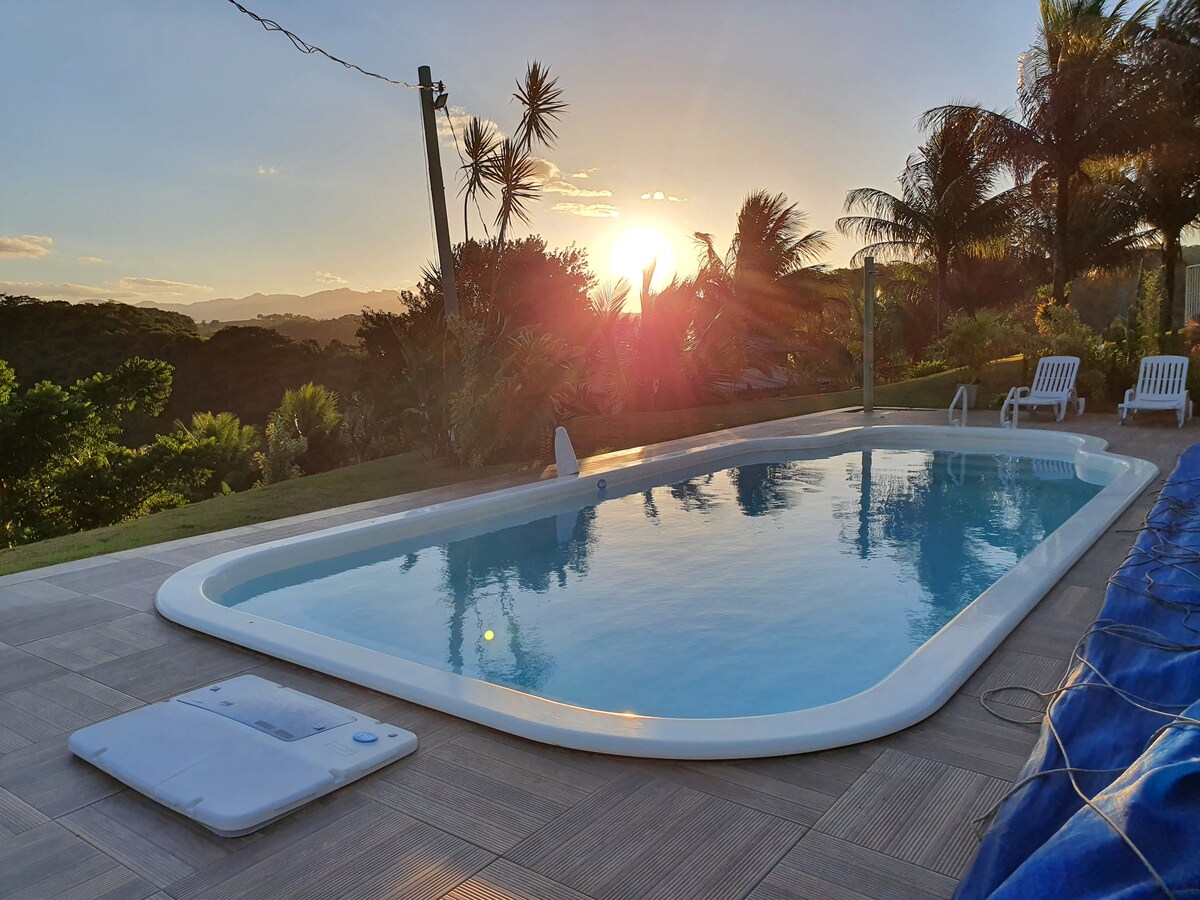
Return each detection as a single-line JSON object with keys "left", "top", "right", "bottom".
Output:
{"left": 957, "top": 445, "right": 1200, "bottom": 898}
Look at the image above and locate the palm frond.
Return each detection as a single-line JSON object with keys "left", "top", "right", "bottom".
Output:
{"left": 486, "top": 139, "right": 540, "bottom": 240}
{"left": 513, "top": 61, "right": 568, "bottom": 152}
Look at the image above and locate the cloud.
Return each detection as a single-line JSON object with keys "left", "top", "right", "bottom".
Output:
{"left": 542, "top": 180, "right": 613, "bottom": 198}
{"left": 0, "top": 235, "right": 53, "bottom": 259}
{"left": 570, "top": 168, "right": 598, "bottom": 179}
{"left": 315, "top": 271, "right": 348, "bottom": 286}
{"left": 527, "top": 157, "right": 560, "bottom": 182}
{"left": 0, "top": 280, "right": 141, "bottom": 300}
{"left": 436, "top": 105, "right": 504, "bottom": 149}
{"left": 77, "top": 256, "right": 105, "bottom": 265}
{"left": 640, "top": 191, "right": 687, "bottom": 203}
{"left": 552, "top": 202, "right": 620, "bottom": 219}
{"left": 116, "top": 276, "right": 212, "bottom": 294}
{"left": 257, "top": 165, "right": 280, "bottom": 176}
{"left": 3, "top": 275, "right": 210, "bottom": 301}
{"left": 528, "top": 159, "right": 612, "bottom": 196}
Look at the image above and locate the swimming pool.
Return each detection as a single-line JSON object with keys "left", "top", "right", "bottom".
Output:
{"left": 158, "top": 426, "right": 1156, "bottom": 758}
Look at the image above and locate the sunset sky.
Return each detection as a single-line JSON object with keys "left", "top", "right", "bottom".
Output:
{"left": 2, "top": 1, "right": 1039, "bottom": 307}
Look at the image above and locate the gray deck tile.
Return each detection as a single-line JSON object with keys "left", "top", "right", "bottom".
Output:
{"left": 748, "top": 831, "right": 958, "bottom": 900}
{"left": 60, "top": 789, "right": 240, "bottom": 889}
{"left": 1028, "top": 582, "right": 1107, "bottom": 627}
{"left": 40, "top": 558, "right": 179, "bottom": 595}
{"left": 134, "top": 538, "right": 249, "bottom": 568}
{"left": 509, "top": 775, "right": 803, "bottom": 900}
{"left": 18, "top": 613, "right": 181, "bottom": 671}
{"left": 87, "top": 574, "right": 172, "bottom": 612}
{"left": 0, "top": 555, "right": 120, "bottom": 589}
{"left": 0, "top": 820, "right": 157, "bottom": 900}
{"left": 740, "top": 744, "right": 885, "bottom": 800}
{"left": 80, "top": 634, "right": 262, "bottom": 701}
{"left": 167, "top": 794, "right": 491, "bottom": 900}
{"left": 361, "top": 732, "right": 594, "bottom": 854}
{"left": 1001, "top": 613, "right": 1093, "bottom": 660}
{"left": 0, "top": 644, "right": 69, "bottom": 694}
{"left": 961, "top": 648, "right": 1068, "bottom": 711}
{"left": 0, "top": 673, "right": 140, "bottom": 743}
{"left": 162, "top": 790, "right": 372, "bottom": 898}
{"left": 878, "top": 694, "right": 1040, "bottom": 781}
{"left": 0, "top": 736, "right": 122, "bottom": 818}
{"left": 0, "top": 785, "right": 49, "bottom": 838}
{"left": 816, "top": 749, "right": 1008, "bottom": 878}
{"left": 0, "top": 589, "right": 131, "bottom": 645}
{"left": 443, "top": 857, "right": 593, "bottom": 900}
{"left": 667, "top": 761, "right": 837, "bottom": 825}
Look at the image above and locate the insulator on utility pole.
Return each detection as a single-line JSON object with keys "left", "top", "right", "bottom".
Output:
{"left": 417, "top": 65, "right": 459, "bottom": 317}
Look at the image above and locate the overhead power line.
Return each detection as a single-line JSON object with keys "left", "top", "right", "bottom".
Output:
{"left": 223, "top": 0, "right": 430, "bottom": 89}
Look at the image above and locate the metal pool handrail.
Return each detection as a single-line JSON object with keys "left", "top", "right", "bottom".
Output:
{"left": 949, "top": 384, "right": 969, "bottom": 427}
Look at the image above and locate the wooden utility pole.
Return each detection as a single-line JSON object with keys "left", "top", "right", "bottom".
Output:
{"left": 417, "top": 65, "right": 459, "bottom": 317}
{"left": 863, "top": 256, "right": 875, "bottom": 415}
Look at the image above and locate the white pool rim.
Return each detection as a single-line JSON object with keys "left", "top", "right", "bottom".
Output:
{"left": 156, "top": 425, "right": 1157, "bottom": 760}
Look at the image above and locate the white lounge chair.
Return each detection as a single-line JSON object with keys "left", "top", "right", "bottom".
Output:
{"left": 1000, "top": 356, "right": 1081, "bottom": 427}
{"left": 1118, "top": 355, "right": 1193, "bottom": 428}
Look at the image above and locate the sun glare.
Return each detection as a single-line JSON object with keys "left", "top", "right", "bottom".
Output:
{"left": 610, "top": 227, "right": 676, "bottom": 296}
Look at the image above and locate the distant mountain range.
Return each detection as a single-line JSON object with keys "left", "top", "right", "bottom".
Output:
{"left": 130, "top": 288, "right": 407, "bottom": 322}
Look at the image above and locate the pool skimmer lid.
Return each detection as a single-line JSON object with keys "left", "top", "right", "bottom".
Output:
{"left": 68, "top": 674, "right": 417, "bottom": 836}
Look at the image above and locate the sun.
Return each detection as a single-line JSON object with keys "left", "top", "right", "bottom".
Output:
{"left": 610, "top": 227, "right": 676, "bottom": 295}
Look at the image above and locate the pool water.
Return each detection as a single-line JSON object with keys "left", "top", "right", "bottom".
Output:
{"left": 221, "top": 449, "right": 1105, "bottom": 718}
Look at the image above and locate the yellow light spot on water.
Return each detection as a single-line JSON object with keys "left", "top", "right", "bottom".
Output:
{"left": 484, "top": 630, "right": 494, "bottom": 641}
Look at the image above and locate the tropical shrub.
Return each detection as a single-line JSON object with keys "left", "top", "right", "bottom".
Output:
{"left": 174, "top": 411, "right": 261, "bottom": 495}
{"left": 907, "top": 359, "right": 949, "bottom": 379}
{"left": 0, "top": 357, "right": 214, "bottom": 545}
{"left": 939, "top": 310, "right": 1005, "bottom": 383}
{"left": 1032, "top": 300, "right": 1118, "bottom": 402}
{"left": 254, "top": 420, "right": 308, "bottom": 485}
{"left": 267, "top": 382, "right": 344, "bottom": 475}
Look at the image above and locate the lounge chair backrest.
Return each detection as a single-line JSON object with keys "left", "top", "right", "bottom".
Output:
{"left": 1030, "top": 356, "right": 1079, "bottom": 396}
{"left": 1135, "top": 355, "right": 1189, "bottom": 400}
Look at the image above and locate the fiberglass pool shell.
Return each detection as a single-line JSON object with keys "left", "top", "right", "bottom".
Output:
{"left": 156, "top": 426, "right": 1157, "bottom": 760}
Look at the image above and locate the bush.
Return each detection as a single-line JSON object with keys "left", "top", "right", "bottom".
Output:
{"left": 939, "top": 310, "right": 1005, "bottom": 383}
{"left": 1033, "top": 301, "right": 1117, "bottom": 402}
{"left": 906, "top": 359, "right": 949, "bottom": 379}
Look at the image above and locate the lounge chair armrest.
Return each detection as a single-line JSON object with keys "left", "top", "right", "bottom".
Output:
{"left": 1014, "top": 387, "right": 1030, "bottom": 399}
{"left": 1123, "top": 388, "right": 1135, "bottom": 404}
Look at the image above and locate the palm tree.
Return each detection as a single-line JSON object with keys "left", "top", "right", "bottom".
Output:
{"left": 1123, "top": 145, "right": 1200, "bottom": 330}
{"left": 459, "top": 116, "right": 500, "bottom": 240}
{"left": 512, "top": 61, "right": 567, "bottom": 152}
{"left": 1023, "top": 163, "right": 1152, "bottom": 281}
{"left": 837, "top": 113, "right": 1018, "bottom": 326}
{"left": 694, "top": 190, "right": 830, "bottom": 343}
{"left": 584, "top": 281, "right": 637, "bottom": 415}
{"left": 450, "top": 63, "right": 568, "bottom": 244}
{"left": 926, "top": 0, "right": 1159, "bottom": 303}
{"left": 1128, "top": 0, "right": 1200, "bottom": 330}
{"left": 489, "top": 139, "right": 540, "bottom": 242}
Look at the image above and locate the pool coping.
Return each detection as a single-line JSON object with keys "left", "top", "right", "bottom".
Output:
{"left": 155, "top": 424, "right": 1158, "bottom": 759}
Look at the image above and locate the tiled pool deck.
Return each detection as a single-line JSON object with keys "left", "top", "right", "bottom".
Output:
{"left": 0, "top": 408, "right": 1190, "bottom": 899}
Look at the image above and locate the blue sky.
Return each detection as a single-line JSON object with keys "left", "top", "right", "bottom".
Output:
{"left": 1, "top": 1, "right": 1039, "bottom": 306}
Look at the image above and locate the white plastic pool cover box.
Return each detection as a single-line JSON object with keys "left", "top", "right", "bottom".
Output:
{"left": 68, "top": 674, "right": 417, "bottom": 836}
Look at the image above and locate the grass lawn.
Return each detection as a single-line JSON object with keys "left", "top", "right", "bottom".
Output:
{"left": 0, "top": 357, "right": 1024, "bottom": 577}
